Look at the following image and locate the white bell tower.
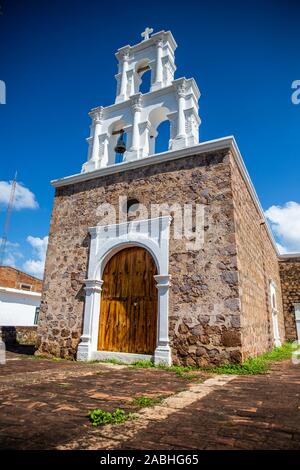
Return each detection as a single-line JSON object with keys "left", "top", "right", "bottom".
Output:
{"left": 82, "top": 29, "right": 201, "bottom": 173}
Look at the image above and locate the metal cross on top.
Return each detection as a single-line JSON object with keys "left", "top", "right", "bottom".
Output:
{"left": 141, "top": 27, "right": 153, "bottom": 41}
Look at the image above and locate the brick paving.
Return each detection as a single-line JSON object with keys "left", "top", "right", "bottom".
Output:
{"left": 0, "top": 352, "right": 300, "bottom": 450}
{"left": 116, "top": 361, "right": 300, "bottom": 450}
{"left": 0, "top": 352, "right": 206, "bottom": 450}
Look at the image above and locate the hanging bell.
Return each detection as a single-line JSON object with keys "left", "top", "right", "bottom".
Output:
{"left": 114, "top": 130, "right": 126, "bottom": 154}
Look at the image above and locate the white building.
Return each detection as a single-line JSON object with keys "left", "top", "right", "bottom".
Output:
{"left": 0, "top": 267, "right": 42, "bottom": 327}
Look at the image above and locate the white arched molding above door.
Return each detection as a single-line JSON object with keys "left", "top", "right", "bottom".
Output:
{"left": 77, "top": 216, "right": 172, "bottom": 365}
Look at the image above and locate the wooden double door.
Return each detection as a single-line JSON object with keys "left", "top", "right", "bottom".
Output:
{"left": 98, "top": 247, "right": 158, "bottom": 354}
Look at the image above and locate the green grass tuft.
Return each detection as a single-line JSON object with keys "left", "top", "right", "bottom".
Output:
{"left": 132, "top": 396, "right": 163, "bottom": 407}
{"left": 206, "top": 343, "right": 294, "bottom": 375}
{"left": 261, "top": 342, "right": 293, "bottom": 361}
{"left": 87, "top": 408, "right": 133, "bottom": 426}
{"left": 131, "top": 360, "right": 155, "bottom": 368}
{"left": 130, "top": 343, "right": 293, "bottom": 376}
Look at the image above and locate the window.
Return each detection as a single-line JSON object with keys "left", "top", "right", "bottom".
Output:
{"left": 270, "top": 281, "right": 281, "bottom": 347}
{"left": 126, "top": 198, "right": 140, "bottom": 214}
{"left": 34, "top": 307, "right": 40, "bottom": 325}
{"left": 20, "top": 283, "right": 32, "bottom": 291}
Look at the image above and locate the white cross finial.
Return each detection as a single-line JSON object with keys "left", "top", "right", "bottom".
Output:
{"left": 141, "top": 27, "right": 153, "bottom": 41}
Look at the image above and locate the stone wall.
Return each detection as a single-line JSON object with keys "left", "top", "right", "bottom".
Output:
{"left": 229, "top": 154, "right": 285, "bottom": 358}
{"left": 0, "top": 267, "right": 42, "bottom": 293}
{"left": 37, "top": 149, "right": 243, "bottom": 365}
{"left": 279, "top": 256, "right": 300, "bottom": 340}
{"left": 37, "top": 147, "right": 284, "bottom": 365}
{"left": 1, "top": 326, "right": 37, "bottom": 345}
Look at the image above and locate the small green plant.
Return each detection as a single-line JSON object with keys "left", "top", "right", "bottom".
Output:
{"left": 132, "top": 396, "right": 163, "bottom": 407}
{"left": 58, "top": 382, "right": 71, "bottom": 388}
{"left": 261, "top": 342, "right": 293, "bottom": 361}
{"left": 130, "top": 343, "right": 293, "bottom": 376}
{"left": 207, "top": 357, "right": 268, "bottom": 375}
{"left": 131, "top": 360, "right": 155, "bottom": 368}
{"left": 87, "top": 408, "right": 133, "bottom": 426}
{"left": 206, "top": 343, "right": 293, "bottom": 375}
{"left": 176, "top": 372, "right": 199, "bottom": 380}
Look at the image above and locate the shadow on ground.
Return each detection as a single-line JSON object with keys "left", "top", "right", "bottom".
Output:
{"left": 5, "top": 343, "right": 36, "bottom": 355}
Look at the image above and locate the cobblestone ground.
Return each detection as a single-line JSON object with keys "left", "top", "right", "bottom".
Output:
{"left": 0, "top": 351, "right": 300, "bottom": 450}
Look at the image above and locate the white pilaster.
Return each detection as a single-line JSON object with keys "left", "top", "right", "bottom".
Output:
{"left": 82, "top": 108, "right": 104, "bottom": 173}
{"left": 98, "top": 133, "right": 109, "bottom": 167}
{"left": 77, "top": 279, "right": 103, "bottom": 360}
{"left": 171, "top": 82, "right": 187, "bottom": 150}
{"left": 154, "top": 274, "right": 172, "bottom": 366}
{"left": 126, "top": 94, "right": 142, "bottom": 160}
{"left": 151, "top": 39, "right": 164, "bottom": 91}
{"left": 139, "top": 120, "right": 151, "bottom": 158}
{"left": 90, "top": 108, "right": 103, "bottom": 164}
{"left": 176, "top": 85, "right": 186, "bottom": 138}
{"left": 115, "top": 51, "right": 129, "bottom": 103}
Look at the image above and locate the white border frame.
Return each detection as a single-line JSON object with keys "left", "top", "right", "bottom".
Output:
{"left": 77, "top": 216, "right": 172, "bottom": 365}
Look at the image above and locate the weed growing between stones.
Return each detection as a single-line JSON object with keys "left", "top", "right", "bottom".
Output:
{"left": 131, "top": 396, "right": 164, "bottom": 407}
{"left": 88, "top": 408, "right": 134, "bottom": 426}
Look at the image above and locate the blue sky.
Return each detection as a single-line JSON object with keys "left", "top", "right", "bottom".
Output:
{"left": 0, "top": 0, "right": 300, "bottom": 278}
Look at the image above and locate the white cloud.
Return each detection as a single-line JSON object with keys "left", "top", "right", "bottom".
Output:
{"left": 265, "top": 201, "right": 300, "bottom": 253}
{"left": 23, "top": 235, "right": 48, "bottom": 279}
{"left": 0, "top": 181, "right": 39, "bottom": 210}
{"left": 0, "top": 238, "right": 22, "bottom": 267}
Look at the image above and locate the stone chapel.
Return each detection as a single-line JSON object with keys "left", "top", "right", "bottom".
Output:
{"left": 36, "top": 29, "right": 300, "bottom": 366}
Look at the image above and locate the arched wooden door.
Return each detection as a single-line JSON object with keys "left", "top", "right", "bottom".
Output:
{"left": 98, "top": 246, "right": 158, "bottom": 354}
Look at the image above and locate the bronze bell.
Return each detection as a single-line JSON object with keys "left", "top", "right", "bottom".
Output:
{"left": 114, "top": 130, "right": 126, "bottom": 154}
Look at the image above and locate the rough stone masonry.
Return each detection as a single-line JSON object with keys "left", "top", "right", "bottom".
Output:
{"left": 279, "top": 256, "right": 300, "bottom": 341}
{"left": 36, "top": 145, "right": 288, "bottom": 366}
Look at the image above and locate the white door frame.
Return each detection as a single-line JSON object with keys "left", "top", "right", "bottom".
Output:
{"left": 270, "top": 280, "right": 281, "bottom": 348}
{"left": 294, "top": 303, "right": 300, "bottom": 341}
{"left": 77, "top": 216, "right": 172, "bottom": 365}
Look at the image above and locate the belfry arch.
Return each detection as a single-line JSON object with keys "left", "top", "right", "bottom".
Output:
{"left": 148, "top": 106, "right": 171, "bottom": 153}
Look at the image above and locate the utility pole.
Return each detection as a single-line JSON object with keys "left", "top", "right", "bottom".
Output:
{"left": 0, "top": 172, "right": 17, "bottom": 266}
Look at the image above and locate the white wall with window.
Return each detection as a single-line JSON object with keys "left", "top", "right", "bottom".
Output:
{"left": 0, "top": 287, "right": 41, "bottom": 326}
{"left": 270, "top": 280, "right": 281, "bottom": 347}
